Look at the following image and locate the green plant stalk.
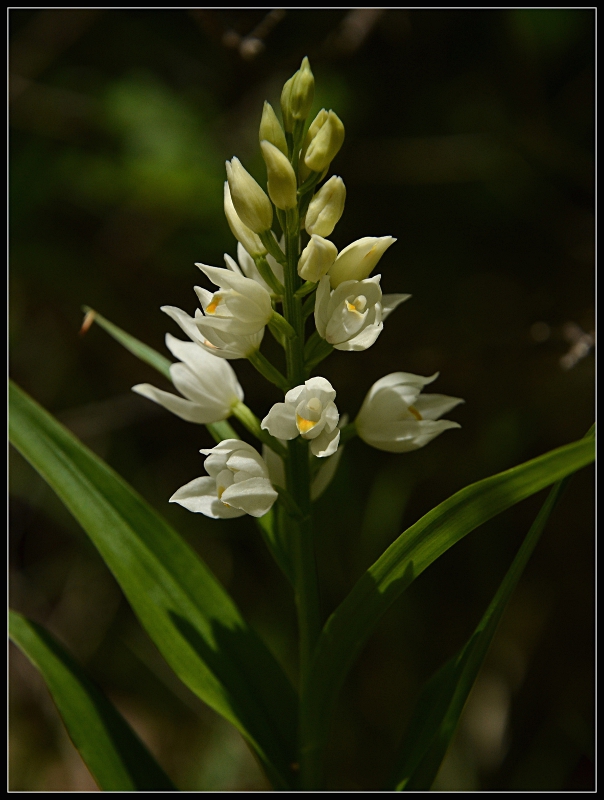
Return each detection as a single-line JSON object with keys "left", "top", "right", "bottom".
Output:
{"left": 247, "top": 350, "right": 289, "bottom": 393}
{"left": 279, "top": 191, "right": 322, "bottom": 788}
{"left": 230, "top": 401, "right": 287, "bottom": 458}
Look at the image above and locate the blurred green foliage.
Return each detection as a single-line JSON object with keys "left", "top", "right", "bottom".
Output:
{"left": 10, "top": 9, "right": 593, "bottom": 790}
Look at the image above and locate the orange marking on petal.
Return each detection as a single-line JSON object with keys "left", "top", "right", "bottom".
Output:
{"left": 297, "top": 415, "right": 317, "bottom": 434}
{"left": 408, "top": 405, "right": 423, "bottom": 421}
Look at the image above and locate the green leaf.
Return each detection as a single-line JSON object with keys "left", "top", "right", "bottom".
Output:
{"left": 9, "top": 381, "right": 297, "bottom": 789}
{"left": 256, "top": 505, "right": 295, "bottom": 586}
{"left": 82, "top": 305, "right": 172, "bottom": 379}
{"left": 81, "top": 306, "right": 240, "bottom": 445}
{"left": 392, "top": 458, "right": 583, "bottom": 790}
{"left": 9, "top": 610, "right": 176, "bottom": 791}
{"left": 300, "top": 435, "right": 594, "bottom": 786}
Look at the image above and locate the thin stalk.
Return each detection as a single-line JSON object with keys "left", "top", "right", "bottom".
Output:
{"left": 281, "top": 208, "right": 305, "bottom": 386}
{"left": 230, "top": 401, "right": 287, "bottom": 458}
{"left": 278, "top": 183, "right": 323, "bottom": 788}
{"left": 286, "top": 438, "right": 321, "bottom": 680}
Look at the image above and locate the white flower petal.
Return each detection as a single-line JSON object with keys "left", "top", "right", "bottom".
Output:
{"left": 132, "top": 383, "right": 220, "bottom": 424}
{"left": 221, "top": 477, "right": 279, "bottom": 517}
{"left": 169, "top": 476, "right": 244, "bottom": 518}
{"left": 310, "top": 426, "right": 340, "bottom": 457}
{"left": 335, "top": 321, "right": 383, "bottom": 351}
{"left": 261, "top": 402, "right": 299, "bottom": 440}
{"left": 382, "top": 293, "right": 411, "bottom": 319}
{"left": 413, "top": 394, "right": 465, "bottom": 421}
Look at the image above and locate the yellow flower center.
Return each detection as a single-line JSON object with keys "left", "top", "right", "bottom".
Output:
{"left": 345, "top": 295, "right": 367, "bottom": 314}
{"left": 206, "top": 295, "right": 223, "bottom": 315}
{"left": 297, "top": 415, "right": 318, "bottom": 434}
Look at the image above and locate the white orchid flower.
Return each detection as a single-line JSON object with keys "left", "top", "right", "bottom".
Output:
{"left": 193, "top": 264, "right": 273, "bottom": 336}
{"left": 170, "top": 439, "right": 278, "bottom": 519}
{"left": 132, "top": 333, "right": 243, "bottom": 423}
{"left": 262, "top": 414, "right": 348, "bottom": 500}
{"left": 224, "top": 242, "right": 284, "bottom": 297}
{"left": 314, "top": 275, "right": 410, "bottom": 351}
{"left": 355, "top": 372, "right": 464, "bottom": 453}
{"left": 261, "top": 377, "right": 340, "bottom": 457}
{"left": 161, "top": 303, "right": 263, "bottom": 360}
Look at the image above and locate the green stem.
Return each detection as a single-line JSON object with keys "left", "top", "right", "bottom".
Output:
{"left": 259, "top": 230, "right": 287, "bottom": 267}
{"left": 230, "top": 401, "right": 288, "bottom": 458}
{"left": 277, "top": 185, "right": 323, "bottom": 789}
{"left": 206, "top": 420, "right": 240, "bottom": 444}
{"left": 270, "top": 310, "right": 297, "bottom": 341}
{"left": 247, "top": 350, "right": 289, "bottom": 393}
{"left": 253, "top": 255, "right": 284, "bottom": 296}
{"left": 286, "top": 438, "right": 321, "bottom": 686}
{"left": 282, "top": 208, "right": 305, "bottom": 386}
{"left": 295, "top": 281, "right": 317, "bottom": 300}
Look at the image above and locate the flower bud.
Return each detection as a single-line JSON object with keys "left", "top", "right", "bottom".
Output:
{"left": 259, "top": 101, "right": 287, "bottom": 156}
{"left": 305, "top": 176, "right": 346, "bottom": 237}
{"left": 299, "top": 109, "right": 329, "bottom": 180}
{"left": 260, "top": 140, "right": 297, "bottom": 211}
{"left": 304, "top": 110, "right": 345, "bottom": 173}
{"left": 223, "top": 183, "right": 267, "bottom": 257}
{"left": 281, "top": 56, "right": 315, "bottom": 132}
{"left": 328, "top": 236, "right": 396, "bottom": 288}
{"left": 298, "top": 234, "right": 338, "bottom": 282}
{"left": 226, "top": 157, "right": 273, "bottom": 234}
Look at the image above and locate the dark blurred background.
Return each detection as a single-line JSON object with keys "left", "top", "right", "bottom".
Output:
{"left": 9, "top": 9, "right": 594, "bottom": 791}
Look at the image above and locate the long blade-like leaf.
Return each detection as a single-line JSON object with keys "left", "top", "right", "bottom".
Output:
{"left": 393, "top": 455, "right": 584, "bottom": 790}
{"left": 9, "top": 610, "right": 176, "bottom": 791}
{"left": 9, "top": 381, "right": 297, "bottom": 789}
{"left": 301, "top": 435, "right": 594, "bottom": 785}
{"left": 81, "top": 306, "right": 239, "bottom": 444}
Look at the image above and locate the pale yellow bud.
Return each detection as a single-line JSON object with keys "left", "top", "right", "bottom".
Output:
{"left": 280, "top": 75, "right": 296, "bottom": 133}
{"left": 304, "top": 111, "right": 345, "bottom": 173}
{"left": 259, "top": 101, "right": 288, "bottom": 156}
{"left": 223, "top": 182, "right": 267, "bottom": 257}
{"left": 299, "top": 109, "right": 329, "bottom": 181}
{"left": 305, "top": 176, "right": 346, "bottom": 237}
{"left": 260, "top": 141, "right": 297, "bottom": 211}
{"left": 298, "top": 235, "right": 338, "bottom": 282}
{"left": 281, "top": 57, "right": 315, "bottom": 132}
{"left": 329, "top": 236, "right": 397, "bottom": 288}
{"left": 226, "top": 157, "right": 273, "bottom": 234}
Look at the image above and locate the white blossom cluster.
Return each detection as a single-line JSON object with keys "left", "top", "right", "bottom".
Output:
{"left": 132, "top": 58, "right": 463, "bottom": 520}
